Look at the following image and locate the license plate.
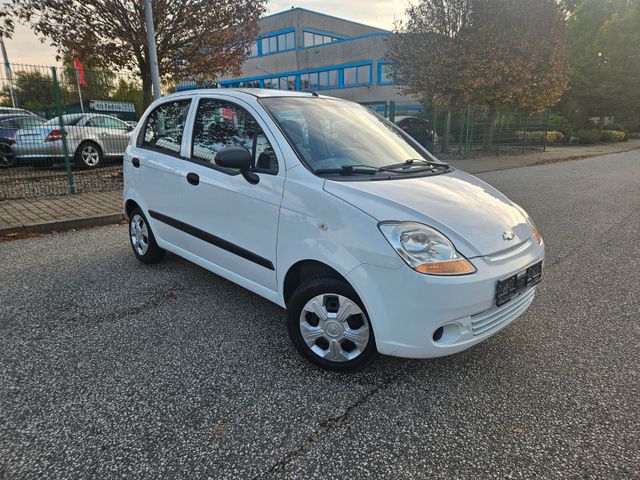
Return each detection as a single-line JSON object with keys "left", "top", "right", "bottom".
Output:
{"left": 495, "top": 261, "right": 542, "bottom": 307}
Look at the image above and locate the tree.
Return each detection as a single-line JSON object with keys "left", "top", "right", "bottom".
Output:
{"left": 387, "top": 0, "right": 570, "bottom": 150}
{"left": 3, "top": 0, "right": 267, "bottom": 106}
{"left": 0, "top": 70, "right": 60, "bottom": 111}
{"left": 560, "top": 0, "right": 640, "bottom": 129}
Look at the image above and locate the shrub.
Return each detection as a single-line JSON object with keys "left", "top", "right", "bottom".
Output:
{"left": 515, "top": 130, "right": 565, "bottom": 143}
{"left": 548, "top": 113, "right": 574, "bottom": 137}
{"left": 546, "top": 131, "right": 566, "bottom": 143}
{"left": 628, "top": 132, "right": 640, "bottom": 139}
{"left": 607, "top": 124, "right": 628, "bottom": 135}
{"left": 576, "top": 129, "right": 601, "bottom": 144}
{"left": 600, "top": 130, "right": 626, "bottom": 142}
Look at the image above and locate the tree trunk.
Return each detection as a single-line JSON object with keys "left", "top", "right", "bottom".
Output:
{"left": 140, "top": 65, "right": 153, "bottom": 109}
{"left": 483, "top": 106, "right": 499, "bottom": 152}
{"left": 441, "top": 106, "right": 452, "bottom": 154}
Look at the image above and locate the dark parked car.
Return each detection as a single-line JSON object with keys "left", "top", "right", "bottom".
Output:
{"left": 0, "top": 114, "right": 46, "bottom": 168}
{"left": 395, "top": 116, "right": 437, "bottom": 151}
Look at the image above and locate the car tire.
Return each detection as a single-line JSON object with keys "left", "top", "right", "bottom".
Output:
{"left": 75, "top": 141, "right": 103, "bottom": 169}
{"left": 0, "top": 142, "right": 15, "bottom": 168}
{"left": 287, "top": 276, "right": 378, "bottom": 372}
{"left": 128, "top": 207, "right": 165, "bottom": 264}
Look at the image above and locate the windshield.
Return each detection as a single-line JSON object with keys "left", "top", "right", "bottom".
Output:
{"left": 44, "top": 114, "right": 84, "bottom": 126}
{"left": 260, "top": 97, "right": 443, "bottom": 174}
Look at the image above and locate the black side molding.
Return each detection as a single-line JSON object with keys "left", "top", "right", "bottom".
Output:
{"left": 148, "top": 210, "right": 275, "bottom": 271}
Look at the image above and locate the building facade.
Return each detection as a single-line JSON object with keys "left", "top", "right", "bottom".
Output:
{"left": 212, "top": 8, "right": 417, "bottom": 110}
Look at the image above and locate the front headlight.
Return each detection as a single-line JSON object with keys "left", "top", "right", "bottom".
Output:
{"left": 378, "top": 222, "right": 476, "bottom": 275}
{"left": 514, "top": 204, "right": 542, "bottom": 245}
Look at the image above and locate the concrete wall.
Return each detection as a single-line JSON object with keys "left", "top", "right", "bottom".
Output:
{"left": 217, "top": 8, "right": 417, "bottom": 106}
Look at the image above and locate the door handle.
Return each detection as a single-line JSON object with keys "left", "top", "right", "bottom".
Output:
{"left": 131, "top": 158, "right": 140, "bottom": 168}
{"left": 186, "top": 172, "right": 200, "bottom": 186}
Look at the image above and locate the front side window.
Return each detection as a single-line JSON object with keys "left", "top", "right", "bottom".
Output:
{"left": 261, "top": 97, "right": 440, "bottom": 174}
{"left": 191, "top": 99, "right": 278, "bottom": 174}
{"left": 141, "top": 100, "right": 191, "bottom": 154}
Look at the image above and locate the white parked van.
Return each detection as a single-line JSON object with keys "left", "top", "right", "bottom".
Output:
{"left": 123, "top": 89, "right": 544, "bottom": 371}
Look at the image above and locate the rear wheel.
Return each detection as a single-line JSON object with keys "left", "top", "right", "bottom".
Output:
{"left": 128, "top": 207, "right": 165, "bottom": 264}
{"left": 75, "top": 141, "right": 103, "bottom": 169}
{"left": 287, "top": 276, "right": 377, "bottom": 372}
{"left": 0, "top": 142, "right": 15, "bottom": 168}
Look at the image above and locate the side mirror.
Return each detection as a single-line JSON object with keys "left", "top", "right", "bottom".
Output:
{"left": 214, "top": 146, "right": 259, "bottom": 184}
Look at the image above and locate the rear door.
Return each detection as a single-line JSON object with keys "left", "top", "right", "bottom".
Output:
{"left": 179, "top": 95, "right": 285, "bottom": 292}
{"left": 126, "top": 99, "right": 193, "bottom": 251}
{"left": 86, "top": 115, "right": 132, "bottom": 156}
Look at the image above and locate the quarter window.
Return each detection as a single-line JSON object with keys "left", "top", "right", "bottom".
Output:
{"left": 140, "top": 100, "right": 191, "bottom": 154}
{"left": 191, "top": 99, "right": 278, "bottom": 174}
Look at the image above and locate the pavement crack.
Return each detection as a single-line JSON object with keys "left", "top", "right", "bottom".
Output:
{"left": 252, "top": 382, "right": 390, "bottom": 479}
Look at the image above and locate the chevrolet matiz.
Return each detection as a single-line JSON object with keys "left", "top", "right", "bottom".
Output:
{"left": 123, "top": 89, "right": 544, "bottom": 372}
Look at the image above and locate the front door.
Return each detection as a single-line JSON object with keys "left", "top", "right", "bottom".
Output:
{"left": 127, "top": 99, "right": 193, "bottom": 251}
{"left": 180, "top": 96, "right": 285, "bottom": 292}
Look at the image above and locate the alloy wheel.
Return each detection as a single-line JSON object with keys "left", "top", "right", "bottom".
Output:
{"left": 81, "top": 145, "right": 100, "bottom": 166}
{"left": 130, "top": 213, "right": 149, "bottom": 256}
{"left": 299, "top": 294, "right": 370, "bottom": 362}
{"left": 0, "top": 143, "right": 15, "bottom": 168}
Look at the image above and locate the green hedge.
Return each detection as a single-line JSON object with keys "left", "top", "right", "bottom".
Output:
{"left": 515, "top": 130, "right": 566, "bottom": 143}
{"left": 576, "top": 129, "right": 601, "bottom": 144}
{"left": 576, "top": 129, "right": 627, "bottom": 144}
{"left": 601, "top": 130, "right": 626, "bottom": 142}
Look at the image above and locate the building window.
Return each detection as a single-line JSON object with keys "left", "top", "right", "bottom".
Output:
{"left": 378, "top": 63, "right": 396, "bottom": 85}
{"left": 218, "top": 62, "right": 372, "bottom": 92}
{"left": 343, "top": 64, "right": 371, "bottom": 86}
{"left": 258, "top": 29, "right": 296, "bottom": 56}
{"left": 249, "top": 42, "right": 258, "bottom": 57}
{"left": 303, "top": 30, "right": 342, "bottom": 47}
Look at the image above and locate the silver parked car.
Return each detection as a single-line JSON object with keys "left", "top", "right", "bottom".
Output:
{"left": 13, "top": 113, "right": 134, "bottom": 168}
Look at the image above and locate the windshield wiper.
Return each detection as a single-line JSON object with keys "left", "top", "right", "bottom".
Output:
{"left": 380, "top": 159, "right": 449, "bottom": 171}
{"left": 315, "top": 164, "right": 379, "bottom": 176}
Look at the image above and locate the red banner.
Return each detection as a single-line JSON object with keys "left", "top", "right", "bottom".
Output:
{"left": 73, "top": 49, "right": 87, "bottom": 87}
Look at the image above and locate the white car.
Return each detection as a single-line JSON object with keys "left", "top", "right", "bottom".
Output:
{"left": 123, "top": 89, "right": 544, "bottom": 372}
{"left": 14, "top": 113, "right": 134, "bottom": 168}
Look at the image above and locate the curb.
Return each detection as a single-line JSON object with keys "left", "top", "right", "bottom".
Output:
{"left": 0, "top": 213, "right": 124, "bottom": 237}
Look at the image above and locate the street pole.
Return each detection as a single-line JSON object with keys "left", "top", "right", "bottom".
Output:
{"left": 75, "top": 66, "right": 85, "bottom": 113}
{"left": 0, "top": 38, "right": 17, "bottom": 108}
{"left": 144, "top": 0, "right": 161, "bottom": 100}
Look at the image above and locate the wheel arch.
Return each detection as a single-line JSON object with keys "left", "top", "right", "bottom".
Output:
{"left": 282, "top": 259, "right": 352, "bottom": 307}
{"left": 124, "top": 198, "right": 141, "bottom": 220}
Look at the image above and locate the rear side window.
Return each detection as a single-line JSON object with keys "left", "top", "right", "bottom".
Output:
{"left": 89, "top": 116, "right": 128, "bottom": 130}
{"left": 140, "top": 100, "right": 191, "bottom": 155}
{"left": 191, "top": 98, "right": 278, "bottom": 174}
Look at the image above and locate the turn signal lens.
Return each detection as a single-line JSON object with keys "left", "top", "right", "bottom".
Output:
{"left": 415, "top": 259, "right": 476, "bottom": 275}
{"left": 532, "top": 225, "right": 542, "bottom": 244}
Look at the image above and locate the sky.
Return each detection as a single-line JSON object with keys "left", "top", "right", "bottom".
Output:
{"left": 2, "top": 1, "right": 409, "bottom": 67}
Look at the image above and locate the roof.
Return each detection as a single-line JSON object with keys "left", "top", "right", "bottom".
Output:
{"left": 262, "top": 7, "right": 390, "bottom": 34}
{"left": 168, "top": 88, "right": 331, "bottom": 99}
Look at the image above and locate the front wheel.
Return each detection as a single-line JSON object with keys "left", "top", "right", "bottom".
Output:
{"left": 128, "top": 208, "right": 165, "bottom": 264}
{"left": 287, "top": 276, "right": 377, "bottom": 372}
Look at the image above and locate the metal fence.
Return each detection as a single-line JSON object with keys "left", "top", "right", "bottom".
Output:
{"left": 0, "top": 63, "right": 143, "bottom": 200}
{"left": 364, "top": 101, "right": 550, "bottom": 157}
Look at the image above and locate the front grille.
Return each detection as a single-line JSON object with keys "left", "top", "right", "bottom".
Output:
{"left": 471, "top": 287, "right": 535, "bottom": 336}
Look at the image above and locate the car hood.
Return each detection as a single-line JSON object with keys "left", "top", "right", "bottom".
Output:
{"left": 323, "top": 169, "right": 534, "bottom": 258}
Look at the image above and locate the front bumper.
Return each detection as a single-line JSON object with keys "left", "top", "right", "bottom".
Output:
{"left": 347, "top": 237, "right": 544, "bottom": 358}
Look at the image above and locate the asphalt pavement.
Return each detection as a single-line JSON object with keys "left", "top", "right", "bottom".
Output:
{"left": 1, "top": 151, "right": 639, "bottom": 479}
